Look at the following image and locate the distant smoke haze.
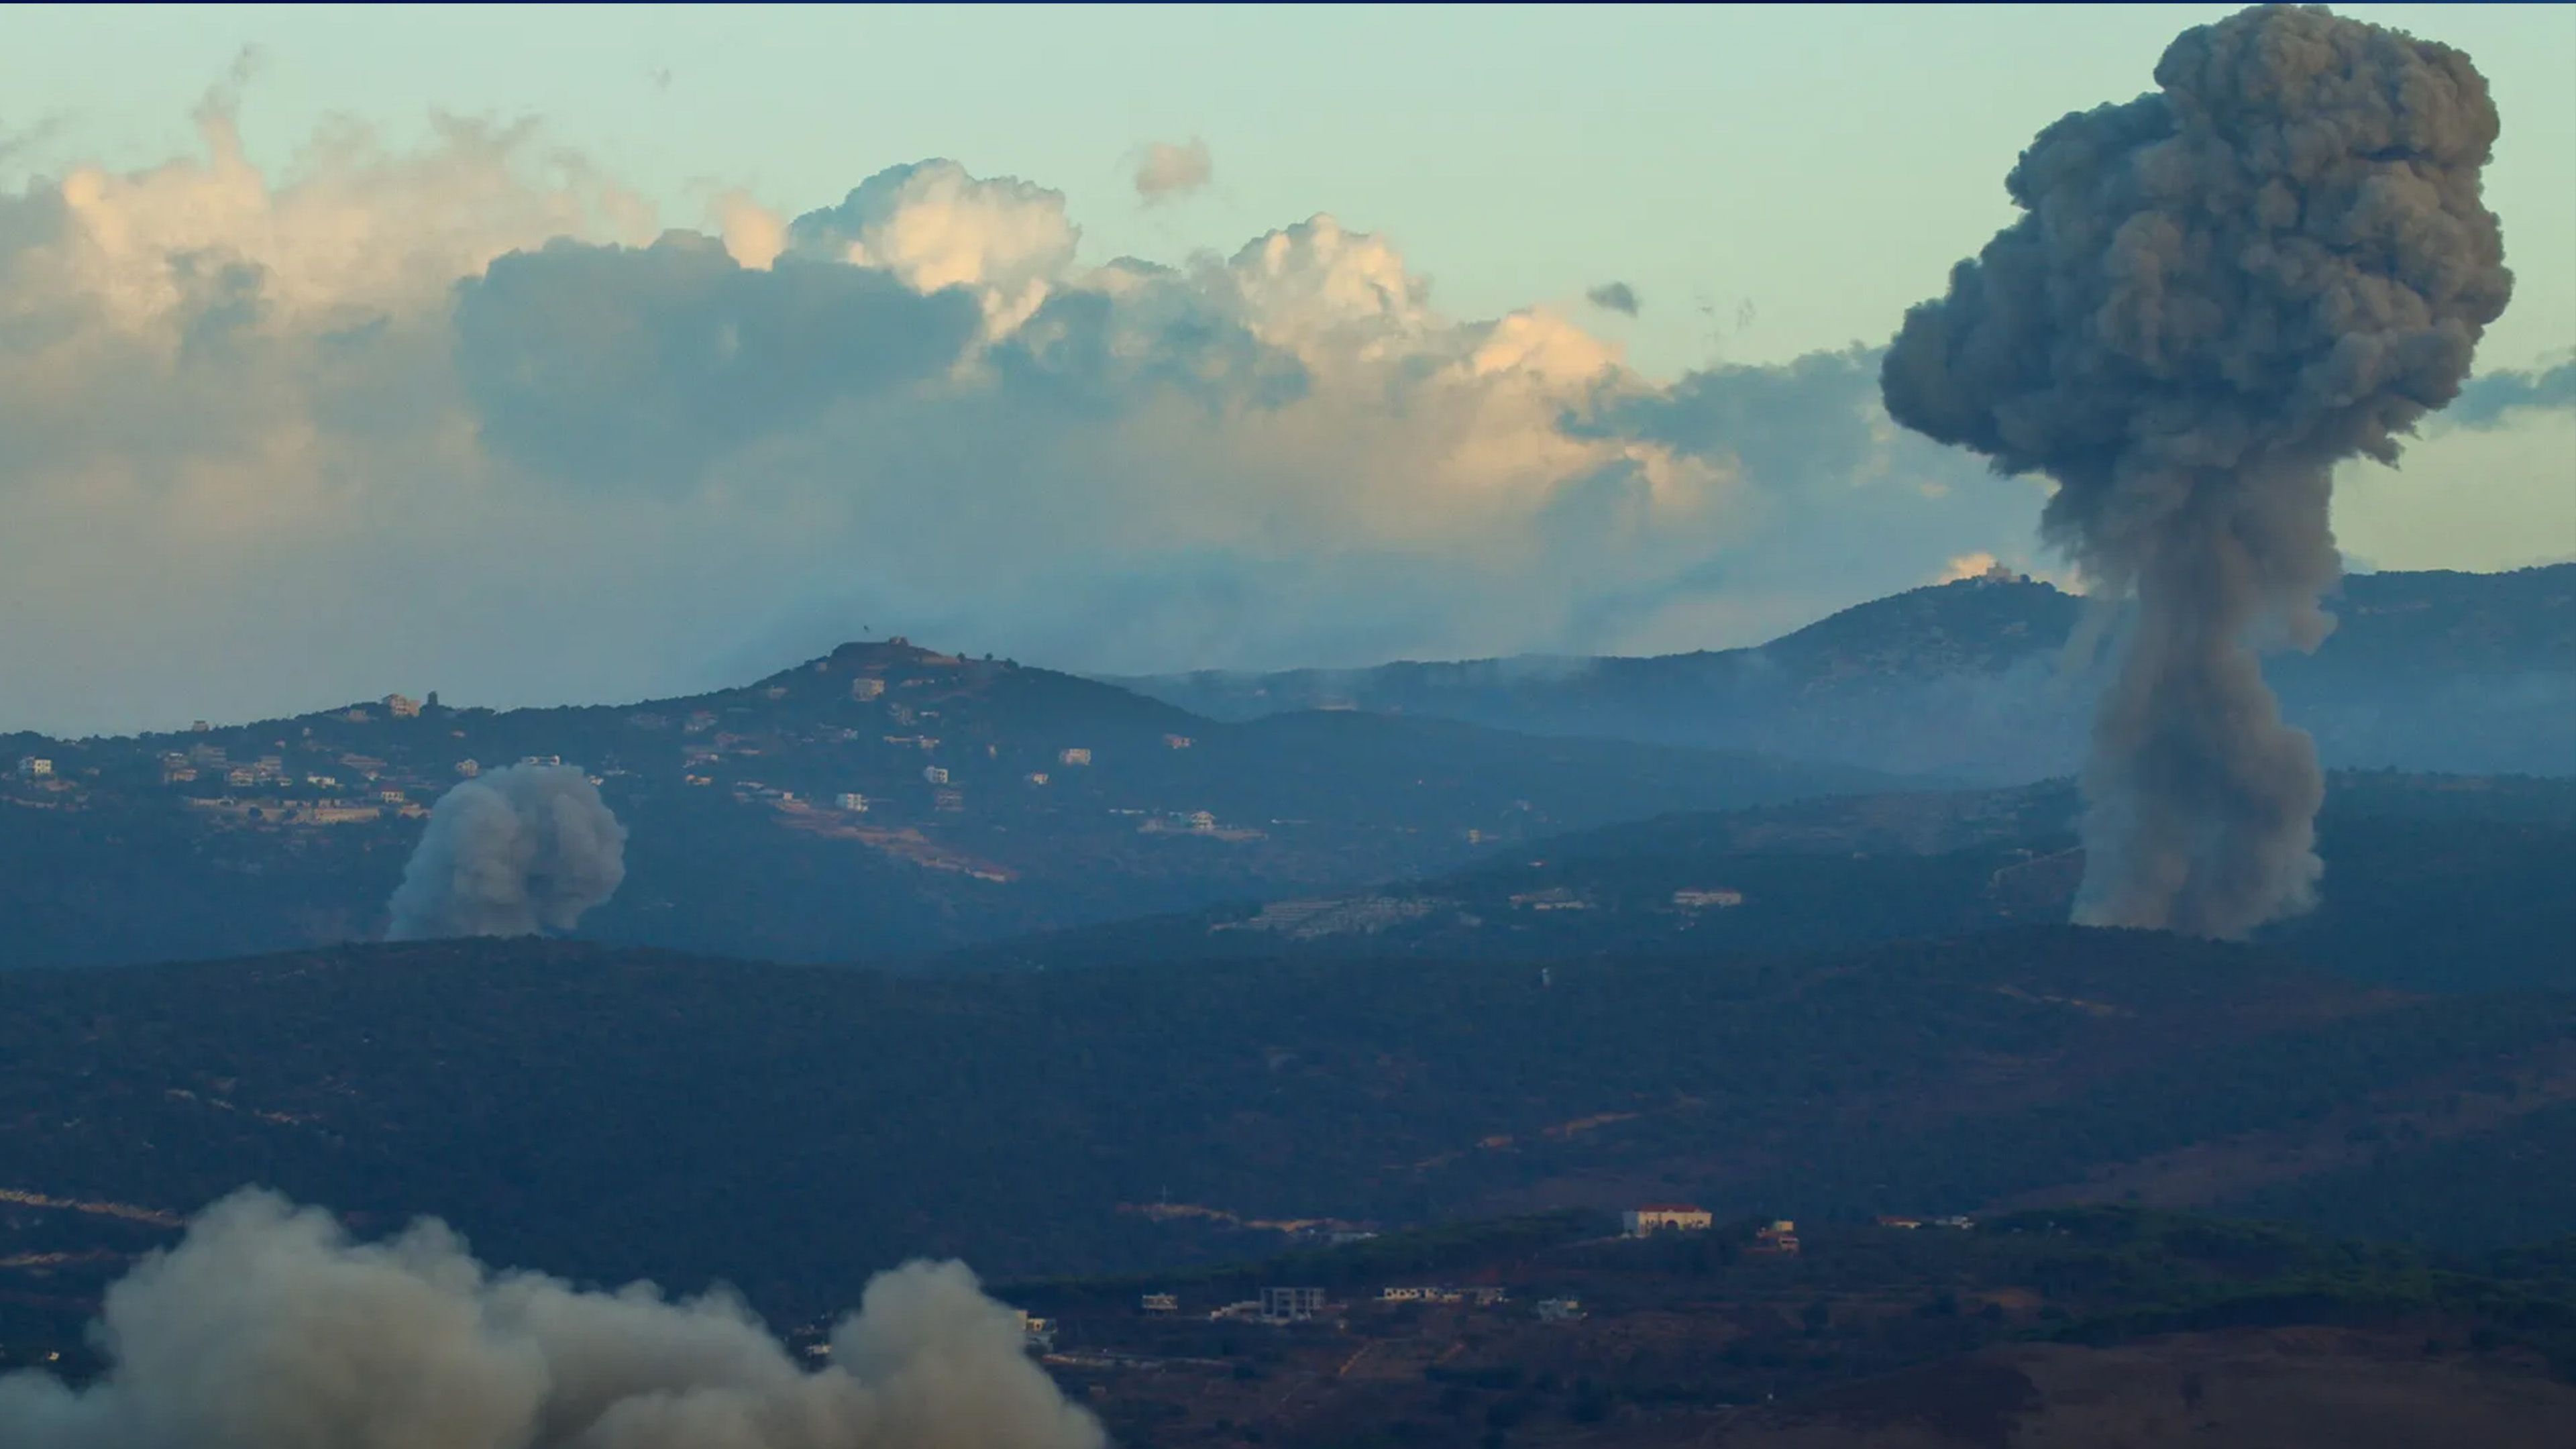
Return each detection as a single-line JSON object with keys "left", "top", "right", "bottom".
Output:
{"left": 386, "top": 763, "right": 627, "bottom": 940}
{"left": 1585, "top": 281, "right": 1640, "bottom": 316}
{"left": 1882, "top": 3, "right": 2514, "bottom": 938}
{"left": 0, "top": 1188, "right": 1106, "bottom": 1448}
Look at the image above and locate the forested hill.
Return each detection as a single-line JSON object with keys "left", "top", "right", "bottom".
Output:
{"left": 3, "top": 925, "right": 2569, "bottom": 1332}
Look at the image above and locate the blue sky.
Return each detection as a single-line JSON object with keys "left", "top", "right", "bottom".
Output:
{"left": 0, "top": 4, "right": 2569, "bottom": 734}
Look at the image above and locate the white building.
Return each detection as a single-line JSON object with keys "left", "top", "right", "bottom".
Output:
{"left": 455, "top": 759, "right": 480, "bottom": 777}
{"left": 1621, "top": 1204, "right": 1714, "bottom": 1237}
{"left": 835, "top": 792, "right": 869, "bottom": 812}
{"left": 1672, "top": 888, "right": 1746, "bottom": 909}
{"left": 1260, "top": 1287, "right": 1326, "bottom": 1324}
{"left": 1187, "top": 810, "right": 1218, "bottom": 833}
{"left": 1163, "top": 734, "right": 1193, "bottom": 749}
{"left": 850, "top": 677, "right": 886, "bottom": 702}
{"left": 14, "top": 757, "right": 52, "bottom": 780}
{"left": 922, "top": 765, "right": 949, "bottom": 785}
{"left": 1058, "top": 747, "right": 1092, "bottom": 766}
{"left": 384, "top": 694, "right": 421, "bottom": 718}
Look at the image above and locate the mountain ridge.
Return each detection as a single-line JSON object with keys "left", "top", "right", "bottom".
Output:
{"left": 1114, "top": 564, "right": 2576, "bottom": 781}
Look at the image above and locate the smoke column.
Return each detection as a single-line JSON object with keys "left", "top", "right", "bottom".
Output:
{"left": 387, "top": 763, "right": 629, "bottom": 941}
{"left": 0, "top": 1189, "right": 1106, "bottom": 1449}
{"left": 1880, "top": 3, "right": 2512, "bottom": 936}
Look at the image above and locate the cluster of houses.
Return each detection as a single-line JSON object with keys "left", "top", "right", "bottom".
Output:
{"left": 148, "top": 737, "right": 442, "bottom": 825}
{"left": 1621, "top": 1205, "right": 1801, "bottom": 1254}
{"left": 1144, "top": 1282, "right": 1522, "bottom": 1327}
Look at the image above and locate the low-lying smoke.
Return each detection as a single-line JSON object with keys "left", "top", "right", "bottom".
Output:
{"left": 386, "top": 763, "right": 628, "bottom": 941}
{"left": 0, "top": 1189, "right": 1106, "bottom": 1449}
{"left": 1880, "top": 3, "right": 2513, "bottom": 936}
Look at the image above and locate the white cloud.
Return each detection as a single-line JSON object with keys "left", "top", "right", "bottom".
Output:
{"left": 0, "top": 111, "right": 2348, "bottom": 736}
{"left": 788, "top": 160, "right": 1077, "bottom": 337}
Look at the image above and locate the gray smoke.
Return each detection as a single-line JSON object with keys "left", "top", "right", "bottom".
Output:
{"left": 1585, "top": 280, "right": 1641, "bottom": 316}
{"left": 0, "top": 1189, "right": 1106, "bottom": 1449}
{"left": 386, "top": 763, "right": 629, "bottom": 941}
{"left": 1880, "top": 3, "right": 2512, "bottom": 936}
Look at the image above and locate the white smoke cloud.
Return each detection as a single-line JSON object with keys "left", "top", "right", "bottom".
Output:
{"left": 0, "top": 99, "right": 2202, "bottom": 737}
{"left": 387, "top": 765, "right": 628, "bottom": 941}
{"left": 1132, "top": 139, "right": 1212, "bottom": 203}
{"left": 0, "top": 1188, "right": 1105, "bottom": 1449}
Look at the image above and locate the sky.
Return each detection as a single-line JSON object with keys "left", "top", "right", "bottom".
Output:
{"left": 1, "top": 3, "right": 2570, "bottom": 736}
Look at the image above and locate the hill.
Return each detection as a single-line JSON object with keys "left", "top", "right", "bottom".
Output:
{"left": 0, "top": 639, "right": 1892, "bottom": 971}
{"left": 1118, "top": 564, "right": 2576, "bottom": 782}
{"left": 1001, "top": 1207, "right": 2576, "bottom": 1448}
{"left": 2, "top": 926, "right": 2570, "bottom": 1338}
{"left": 936, "top": 771, "right": 2576, "bottom": 996}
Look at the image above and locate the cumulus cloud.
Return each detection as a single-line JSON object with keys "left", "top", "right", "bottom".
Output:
{"left": 0, "top": 102, "right": 2161, "bottom": 737}
{"left": 1132, "top": 138, "right": 1212, "bottom": 202}
{"left": 1585, "top": 280, "right": 1638, "bottom": 316}
{"left": 0, "top": 1188, "right": 1104, "bottom": 1449}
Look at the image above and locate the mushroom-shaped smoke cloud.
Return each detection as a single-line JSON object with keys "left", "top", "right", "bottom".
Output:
{"left": 386, "top": 763, "right": 628, "bottom": 941}
{"left": 0, "top": 1189, "right": 1107, "bottom": 1448}
{"left": 1880, "top": 3, "right": 2513, "bottom": 937}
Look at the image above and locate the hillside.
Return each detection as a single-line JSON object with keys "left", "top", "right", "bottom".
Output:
{"left": 1003, "top": 1208, "right": 2576, "bottom": 1448}
{"left": 0, "top": 639, "right": 1892, "bottom": 971}
{"left": 938, "top": 771, "right": 2576, "bottom": 996}
{"left": 2, "top": 926, "right": 2570, "bottom": 1339}
{"left": 1118, "top": 564, "right": 2576, "bottom": 782}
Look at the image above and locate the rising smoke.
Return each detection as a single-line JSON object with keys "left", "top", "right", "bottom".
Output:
{"left": 386, "top": 763, "right": 629, "bottom": 941}
{"left": 1880, "top": 3, "right": 2513, "bottom": 936}
{"left": 0, "top": 1189, "right": 1106, "bottom": 1449}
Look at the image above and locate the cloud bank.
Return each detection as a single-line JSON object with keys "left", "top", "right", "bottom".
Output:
{"left": 0, "top": 91, "right": 2348, "bottom": 735}
{"left": 0, "top": 1188, "right": 1104, "bottom": 1449}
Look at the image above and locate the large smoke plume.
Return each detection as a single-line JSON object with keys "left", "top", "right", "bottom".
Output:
{"left": 0, "top": 1189, "right": 1106, "bottom": 1448}
{"left": 1880, "top": 3, "right": 2513, "bottom": 936}
{"left": 386, "top": 763, "right": 629, "bottom": 941}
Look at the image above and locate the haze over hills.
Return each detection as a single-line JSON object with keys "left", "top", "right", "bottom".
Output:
{"left": 941, "top": 771, "right": 2576, "bottom": 998}
{"left": 7, "top": 566, "right": 2566, "bottom": 975}
{"left": 0, "top": 641, "right": 1893, "bottom": 973}
{"left": 1118, "top": 564, "right": 2576, "bottom": 782}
